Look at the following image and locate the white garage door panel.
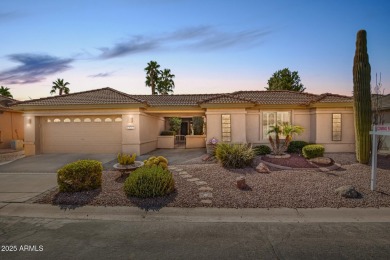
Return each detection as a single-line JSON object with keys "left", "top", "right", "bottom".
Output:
{"left": 41, "top": 117, "right": 122, "bottom": 153}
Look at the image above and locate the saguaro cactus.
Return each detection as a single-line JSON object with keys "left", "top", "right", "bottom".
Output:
{"left": 353, "top": 30, "right": 372, "bottom": 164}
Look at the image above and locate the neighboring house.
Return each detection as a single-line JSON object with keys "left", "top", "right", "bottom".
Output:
{"left": 0, "top": 96, "right": 24, "bottom": 149}
{"left": 13, "top": 87, "right": 354, "bottom": 155}
{"left": 374, "top": 94, "right": 390, "bottom": 151}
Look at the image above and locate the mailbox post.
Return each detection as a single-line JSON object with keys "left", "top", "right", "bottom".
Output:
{"left": 369, "top": 125, "right": 390, "bottom": 191}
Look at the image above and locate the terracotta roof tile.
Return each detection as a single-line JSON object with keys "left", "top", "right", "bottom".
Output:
{"left": 16, "top": 87, "right": 147, "bottom": 106}
{"left": 15, "top": 88, "right": 353, "bottom": 108}
{"left": 312, "top": 93, "right": 353, "bottom": 103}
{"left": 131, "top": 94, "right": 220, "bottom": 106}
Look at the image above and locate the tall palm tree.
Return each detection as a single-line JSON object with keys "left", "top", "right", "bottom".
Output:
{"left": 157, "top": 69, "right": 175, "bottom": 95}
{"left": 50, "top": 78, "right": 70, "bottom": 95}
{"left": 0, "top": 86, "right": 13, "bottom": 98}
{"left": 144, "top": 61, "right": 160, "bottom": 95}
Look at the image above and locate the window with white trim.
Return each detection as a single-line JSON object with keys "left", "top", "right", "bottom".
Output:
{"left": 332, "top": 113, "right": 342, "bottom": 141}
{"left": 262, "top": 111, "right": 291, "bottom": 139}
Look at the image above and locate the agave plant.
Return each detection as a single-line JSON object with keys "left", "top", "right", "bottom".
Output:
{"left": 267, "top": 123, "right": 304, "bottom": 155}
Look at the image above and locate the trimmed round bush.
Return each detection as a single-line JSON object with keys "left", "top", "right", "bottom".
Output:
{"left": 57, "top": 160, "right": 103, "bottom": 192}
{"left": 143, "top": 155, "right": 169, "bottom": 170}
{"left": 124, "top": 165, "right": 175, "bottom": 198}
{"left": 302, "top": 144, "right": 325, "bottom": 159}
{"left": 253, "top": 145, "right": 271, "bottom": 155}
{"left": 287, "top": 141, "right": 309, "bottom": 154}
{"left": 215, "top": 143, "right": 254, "bottom": 168}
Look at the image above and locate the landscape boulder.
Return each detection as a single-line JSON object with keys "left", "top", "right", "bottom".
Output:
{"left": 335, "top": 185, "right": 361, "bottom": 198}
{"left": 256, "top": 162, "right": 270, "bottom": 173}
{"left": 236, "top": 176, "right": 247, "bottom": 189}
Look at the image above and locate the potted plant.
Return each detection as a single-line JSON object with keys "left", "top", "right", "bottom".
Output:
{"left": 113, "top": 153, "right": 144, "bottom": 176}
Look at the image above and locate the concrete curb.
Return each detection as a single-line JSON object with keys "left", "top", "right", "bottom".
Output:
{"left": 0, "top": 203, "right": 389, "bottom": 223}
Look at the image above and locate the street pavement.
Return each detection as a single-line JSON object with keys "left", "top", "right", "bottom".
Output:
{"left": 1, "top": 205, "right": 390, "bottom": 259}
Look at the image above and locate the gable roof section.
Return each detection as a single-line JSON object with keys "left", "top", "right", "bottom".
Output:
{"left": 198, "top": 93, "right": 256, "bottom": 105}
{"left": 311, "top": 93, "right": 353, "bottom": 104}
{"left": 0, "top": 95, "right": 18, "bottom": 111}
{"left": 232, "top": 90, "right": 321, "bottom": 105}
{"left": 15, "top": 87, "right": 147, "bottom": 106}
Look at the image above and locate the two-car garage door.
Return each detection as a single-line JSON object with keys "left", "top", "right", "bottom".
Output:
{"left": 41, "top": 116, "right": 122, "bottom": 153}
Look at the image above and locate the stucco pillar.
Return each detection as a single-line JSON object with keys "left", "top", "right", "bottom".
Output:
{"left": 121, "top": 113, "right": 141, "bottom": 155}
{"left": 23, "top": 115, "right": 36, "bottom": 156}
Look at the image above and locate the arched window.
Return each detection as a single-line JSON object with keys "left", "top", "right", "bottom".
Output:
{"left": 74, "top": 118, "right": 81, "bottom": 123}
{"left": 105, "top": 118, "right": 112, "bottom": 122}
{"left": 64, "top": 118, "right": 71, "bottom": 123}
{"left": 54, "top": 118, "right": 61, "bottom": 123}
{"left": 84, "top": 118, "right": 91, "bottom": 123}
{"left": 47, "top": 119, "right": 52, "bottom": 123}
{"left": 94, "top": 118, "right": 102, "bottom": 123}
{"left": 114, "top": 117, "right": 122, "bottom": 122}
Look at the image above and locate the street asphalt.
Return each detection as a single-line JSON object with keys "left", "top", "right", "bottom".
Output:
{"left": 1, "top": 205, "right": 390, "bottom": 259}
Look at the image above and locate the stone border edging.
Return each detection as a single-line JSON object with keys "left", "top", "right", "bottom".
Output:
{"left": 259, "top": 157, "right": 341, "bottom": 172}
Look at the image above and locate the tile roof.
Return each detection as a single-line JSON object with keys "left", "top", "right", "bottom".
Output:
{"left": 14, "top": 87, "right": 353, "bottom": 108}
{"left": 0, "top": 95, "right": 18, "bottom": 111}
{"left": 15, "top": 88, "right": 147, "bottom": 106}
{"left": 131, "top": 94, "right": 219, "bottom": 106}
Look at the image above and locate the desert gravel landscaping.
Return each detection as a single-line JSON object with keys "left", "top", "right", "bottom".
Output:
{"left": 34, "top": 153, "right": 390, "bottom": 209}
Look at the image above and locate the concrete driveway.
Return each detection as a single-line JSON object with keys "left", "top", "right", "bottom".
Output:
{"left": 0, "top": 153, "right": 116, "bottom": 203}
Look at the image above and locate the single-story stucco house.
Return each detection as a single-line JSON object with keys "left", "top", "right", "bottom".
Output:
{"left": 13, "top": 87, "right": 354, "bottom": 155}
{"left": 0, "top": 96, "right": 24, "bottom": 149}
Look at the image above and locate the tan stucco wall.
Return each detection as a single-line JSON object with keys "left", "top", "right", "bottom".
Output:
{"left": 0, "top": 111, "right": 24, "bottom": 149}
{"left": 311, "top": 107, "right": 355, "bottom": 152}
{"left": 139, "top": 113, "right": 165, "bottom": 154}
{"left": 206, "top": 109, "right": 247, "bottom": 143}
{"left": 186, "top": 135, "right": 206, "bottom": 148}
{"left": 157, "top": 136, "right": 174, "bottom": 149}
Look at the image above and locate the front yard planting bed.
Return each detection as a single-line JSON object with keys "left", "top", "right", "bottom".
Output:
{"left": 33, "top": 154, "right": 390, "bottom": 209}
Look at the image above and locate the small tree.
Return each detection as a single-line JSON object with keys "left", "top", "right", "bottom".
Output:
{"left": 266, "top": 68, "right": 305, "bottom": 92}
{"left": 169, "top": 117, "right": 182, "bottom": 134}
{"left": 192, "top": 117, "right": 204, "bottom": 135}
{"left": 267, "top": 123, "right": 304, "bottom": 155}
{"left": 0, "top": 86, "right": 13, "bottom": 98}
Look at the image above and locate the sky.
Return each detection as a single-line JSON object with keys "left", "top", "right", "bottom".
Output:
{"left": 1, "top": 0, "right": 389, "bottom": 100}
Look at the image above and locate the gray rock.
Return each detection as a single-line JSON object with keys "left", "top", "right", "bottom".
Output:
{"left": 256, "top": 162, "right": 270, "bottom": 173}
{"left": 335, "top": 185, "right": 361, "bottom": 198}
{"left": 310, "top": 157, "right": 332, "bottom": 165}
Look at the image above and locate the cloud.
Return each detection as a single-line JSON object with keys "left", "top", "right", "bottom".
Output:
{"left": 98, "top": 26, "right": 271, "bottom": 59}
{"left": 89, "top": 72, "right": 113, "bottom": 78}
{"left": 98, "top": 36, "right": 159, "bottom": 59}
{"left": 0, "top": 54, "right": 73, "bottom": 84}
{"left": 0, "top": 11, "right": 24, "bottom": 22}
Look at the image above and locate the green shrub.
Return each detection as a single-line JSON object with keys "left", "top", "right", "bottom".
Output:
{"left": 302, "top": 144, "right": 325, "bottom": 159}
{"left": 192, "top": 117, "right": 204, "bottom": 135}
{"left": 160, "top": 130, "right": 175, "bottom": 136}
{"left": 168, "top": 117, "right": 182, "bottom": 133}
{"left": 253, "top": 145, "right": 271, "bottom": 155}
{"left": 143, "top": 155, "right": 169, "bottom": 170}
{"left": 287, "top": 141, "right": 309, "bottom": 154}
{"left": 215, "top": 143, "right": 254, "bottom": 168}
{"left": 124, "top": 165, "right": 175, "bottom": 198}
{"left": 117, "top": 153, "right": 136, "bottom": 165}
{"left": 57, "top": 160, "right": 103, "bottom": 192}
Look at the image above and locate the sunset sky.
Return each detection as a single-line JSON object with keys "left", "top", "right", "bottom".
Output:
{"left": 1, "top": 0, "right": 389, "bottom": 100}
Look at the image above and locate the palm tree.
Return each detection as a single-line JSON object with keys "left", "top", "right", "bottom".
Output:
{"left": 267, "top": 122, "right": 304, "bottom": 155}
{"left": 144, "top": 61, "right": 160, "bottom": 95}
{"left": 157, "top": 69, "right": 175, "bottom": 95}
{"left": 0, "top": 86, "right": 13, "bottom": 98}
{"left": 50, "top": 78, "right": 70, "bottom": 95}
